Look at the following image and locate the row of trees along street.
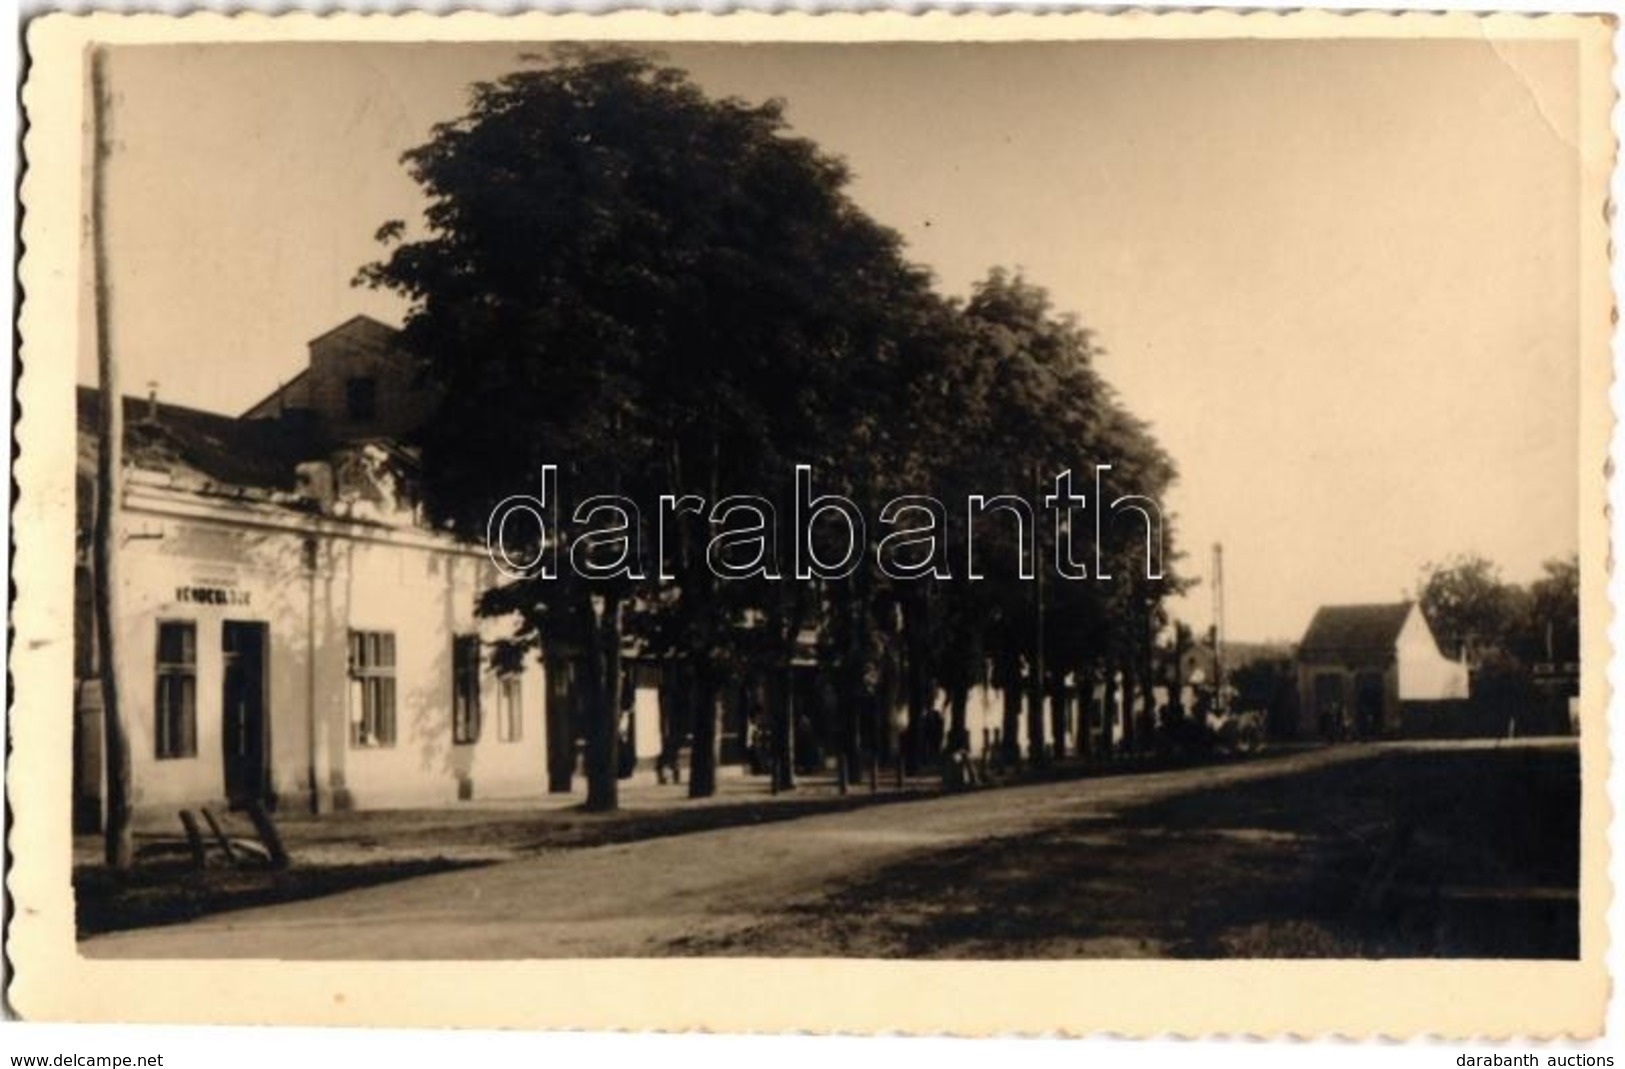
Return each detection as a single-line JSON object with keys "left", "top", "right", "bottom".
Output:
{"left": 357, "top": 50, "right": 1190, "bottom": 811}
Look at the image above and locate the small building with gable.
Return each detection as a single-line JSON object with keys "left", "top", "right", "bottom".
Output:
{"left": 1295, "top": 601, "right": 1468, "bottom": 739}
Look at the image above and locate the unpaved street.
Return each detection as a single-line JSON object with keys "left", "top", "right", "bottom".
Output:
{"left": 82, "top": 741, "right": 1577, "bottom": 960}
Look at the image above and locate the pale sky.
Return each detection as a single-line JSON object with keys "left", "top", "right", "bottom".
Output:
{"left": 85, "top": 39, "right": 1582, "bottom": 642}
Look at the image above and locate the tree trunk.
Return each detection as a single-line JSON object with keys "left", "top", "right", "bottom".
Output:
{"left": 834, "top": 583, "right": 869, "bottom": 794}
{"left": 834, "top": 704, "right": 850, "bottom": 794}
{"left": 1170, "top": 633, "right": 1187, "bottom": 725}
{"left": 902, "top": 595, "right": 930, "bottom": 773}
{"left": 1049, "top": 673, "right": 1068, "bottom": 760}
{"left": 1101, "top": 668, "right": 1118, "bottom": 762}
{"left": 1139, "top": 658, "right": 1157, "bottom": 751}
{"left": 583, "top": 591, "right": 621, "bottom": 812}
{"left": 687, "top": 413, "right": 724, "bottom": 800}
{"left": 1077, "top": 668, "right": 1094, "bottom": 762}
{"left": 1000, "top": 649, "right": 1022, "bottom": 767}
{"left": 656, "top": 661, "right": 685, "bottom": 785}
{"left": 769, "top": 592, "right": 800, "bottom": 793}
{"left": 770, "top": 665, "right": 794, "bottom": 792}
{"left": 1031, "top": 549, "right": 1047, "bottom": 767}
{"left": 1026, "top": 666, "right": 1047, "bottom": 768}
{"left": 1139, "top": 599, "right": 1158, "bottom": 748}
{"left": 948, "top": 682, "right": 969, "bottom": 755}
{"left": 1119, "top": 657, "right": 1138, "bottom": 755}
{"left": 544, "top": 639, "right": 575, "bottom": 793}
{"left": 688, "top": 659, "right": 720, "bottom": 799}
{"left": 864, "top": 605, "right": 882, "bottom": 796}
{"left": 879, "top": 626, "right": 902, "bottom": 790}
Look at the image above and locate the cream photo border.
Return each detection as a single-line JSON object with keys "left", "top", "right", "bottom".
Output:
{"left": 7, "top": 9, "right": 1616, "bottom": 1037}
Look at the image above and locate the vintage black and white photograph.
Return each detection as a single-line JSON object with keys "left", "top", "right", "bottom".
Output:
{"left": 8, "top": 10, "right": 1614, "bottom": 1037}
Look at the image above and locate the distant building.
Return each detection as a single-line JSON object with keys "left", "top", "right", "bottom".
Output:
{"left": 241, "top": 314, "right": 439, "bottom": 441}
{"left": 1294, "top": 601, "right": 1468, "bottom": 739}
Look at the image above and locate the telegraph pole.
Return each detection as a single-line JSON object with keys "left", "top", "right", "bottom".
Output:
{"left": 1212, "top": 542, "right": 1226, "bottom": 712}
{"left": 1031, "top": 462, "right": 1046, "bottom": 766}
{"left": 90, "top": 47, "right": 134, "bottom": 869}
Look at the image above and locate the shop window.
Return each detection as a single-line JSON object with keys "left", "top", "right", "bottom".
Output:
{"left": 349, "top": 630, "right": 397, "bottom": 747}
{"left": 453, "top": 634, "right": 482, "bottom": 744}
{"left": 154, "top": 620, "right": 197, "bottom": 759}
{"left": 497, "top": 674, "right": 523, "bottom": 743}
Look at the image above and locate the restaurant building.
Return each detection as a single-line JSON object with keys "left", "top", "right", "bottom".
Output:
{"left": 73, "top": 318, "right": 553, "bottom": 828}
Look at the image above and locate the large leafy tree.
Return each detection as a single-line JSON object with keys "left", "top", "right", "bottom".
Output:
{"left": 1416, "top": 554, "right": 1521, "bottom": 665}
{"left": 1418, "top": 553, "right": 1579, "bottom": 670}
{"left": 358, "top": 48, "right": 940, "bottom": 807}
{"left": 1522, "top": 555, "right": 1580, "bottom": 665}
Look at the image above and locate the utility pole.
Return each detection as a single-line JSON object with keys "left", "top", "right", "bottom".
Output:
{"left": 1212, "top": 542, "right": 1226, "bottom": 713}
{"left": 90, "top": 47, "right": 133, "bottom": 869}
{"left": 1030, "top": 461, "right": 1046, "bottom": 766}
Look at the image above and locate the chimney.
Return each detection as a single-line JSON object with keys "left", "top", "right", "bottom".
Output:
{"left": 144, "top": 380, "right": 159, "bottom": 424}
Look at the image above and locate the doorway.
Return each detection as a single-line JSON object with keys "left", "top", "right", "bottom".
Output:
{"left": 1354, "top": 672, "right": 1386, "bottom": 740}
{"left": 222, "top": 620, "right": 271, "bottom": 809}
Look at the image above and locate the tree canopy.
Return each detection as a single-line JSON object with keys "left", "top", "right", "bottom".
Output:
{"left": 359, "top": 48, "right": 1187, "bottom": 807}
{"left": 1418, "top": 553, "right": 1579, "bottom": 669}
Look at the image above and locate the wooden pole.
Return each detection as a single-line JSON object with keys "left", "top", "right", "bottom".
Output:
{"left": 90, "top": 47, "right": 134, "bottom": 870}
{"left": 1030, "top": 462, "right": 1047, "bottom": 766}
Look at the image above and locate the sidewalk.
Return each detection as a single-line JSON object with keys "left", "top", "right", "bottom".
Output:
{"left": 76, "top": 764, "right": 945, "bottom": 867}
{"left": 76, "top": 740, "right": 1336, "bottom": 872}
{"left": 72, "top": 763, "right": 957, "bottom": 937}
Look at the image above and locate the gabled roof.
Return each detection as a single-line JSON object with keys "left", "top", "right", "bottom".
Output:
{"left": 242, "top": 315, "right": 406, "bottom": 419}
{"left": 307, "top": 313, "right": 400, "bottom": 350}
{"left": 1298, "top": 602, "right": 1414, "bottom": 655}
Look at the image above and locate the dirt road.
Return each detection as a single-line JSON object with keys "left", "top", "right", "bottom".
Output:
{"left": 81, "top": 740, "right": 1576, "bottom": 960}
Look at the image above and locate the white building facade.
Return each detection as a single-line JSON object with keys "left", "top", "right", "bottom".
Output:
{"left": 75, "top": 388, "right": 551, "bottom": 825}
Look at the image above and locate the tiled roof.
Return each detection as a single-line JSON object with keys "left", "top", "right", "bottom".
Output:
{"left": 1298, "top": 602, "right": 1414, "bottom": 654}
{"left": 76, "top": 385, "right": 326, "bottom": 493}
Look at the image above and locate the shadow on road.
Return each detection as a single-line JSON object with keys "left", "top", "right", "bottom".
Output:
{"left": 670, "top": 744, "right": 1578, "bottom": 959}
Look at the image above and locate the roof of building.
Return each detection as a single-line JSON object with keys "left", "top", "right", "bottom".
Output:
{"left": 307, "top": 313, "right": 399, "bottom": 350}
{"left": 1298, "top": 602, "right": 1415, "bottom": 655}
{"left": 77, "top": 385, "right": 326, "bottom": 494}
{"left": 241, "top": 315, "right": 411, "bottom": 420}
{"left": 1182, "top": 639, "right": 1295, "bottom": 674}
{"left": 240, "top": 366, "right": 311, "bottom": 420}
{"left": 1225, "top": 640, "right": 1296, "bottom": 665}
